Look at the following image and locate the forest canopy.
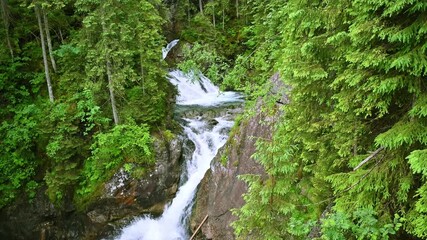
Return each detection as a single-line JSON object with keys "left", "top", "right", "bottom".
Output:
{"left": 1, "top": 0, "right": 427, "bottom": 239}
{"left": 0, "top": 0, "right": 171, "bottom": 209}
{"left": 227, "top": 0, "right": 427, "bottom": 239}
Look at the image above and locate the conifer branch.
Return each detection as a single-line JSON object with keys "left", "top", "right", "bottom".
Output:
{"left": 353, "top": 147, "right": 384, "bottom": 171}
{"left": 346, "top": 156, "right": 384, "bottom": 192}
{"left": 298, "top": 155, "right": 385, "bottom": 208}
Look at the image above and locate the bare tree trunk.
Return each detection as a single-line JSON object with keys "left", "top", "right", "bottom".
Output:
{"left": 106, "top": 56, "right": 119, "bottom": 125}
{"left": 212, "top": 2, "right": 215, "bottom": 28}
{"left": 140, "top": 54, "right": 145, "bottom": 95}
{"left": 236, "top": 0, "right": 239, "bottom": 18}
{"left": 35, "top": 4, "right": 54, "bottom": 103}
{"left": 42, "top": 9, "right": 57, "bottom": 72}
{"left": 1, "top": 0, "right": 13, "bottom": 60}
{"left": 58, "top": 28, "right": 64, "bottom": 42}
{"left": 199, "top": 0, "right": 203, "bottom": 15}
{"left": 101, "top": 16, "right": 119, "bottom": 125}
{"left": 222, "top": 6, "right": 225, "bottom": 30}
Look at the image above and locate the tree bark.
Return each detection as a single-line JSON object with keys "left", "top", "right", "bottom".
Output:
{"left": 222, "top": 6, "right": 225, "bottom": 30}
{"left": 236, "top": 0, "right": 239, "bottom": 18}
{"left": 58, "top": 28, "right": 64, "bottom": 42}
{"left": 353, "top": 147, "right": 384, "bottom": 171}
{"left": 35, "top": 4, "right": 54, "bottom": 103}
{"left": 106, "top": 56, "right": 119, "bottom": 125}
{"left": 1, "top": 0, "right": 13, "bottom": 60}
{"left": 42, "top": 9, "right": 57, "bottom": 72}
{"left": 199, "top": 0, "right": 203, "bottom": 15}
{"left": 212, "top": 1, "right": 215, "bottom": 28}
{"left": 101, "top": 15, "right": 119, "bottom": 125}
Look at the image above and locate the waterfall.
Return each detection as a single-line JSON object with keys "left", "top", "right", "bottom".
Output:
{"left": 162, "top": 39, "right": 179, "bottom": 60}
{"left": 115, "top": 70, "right": 242, "bottom": 240}
{"left": 168, "top": 70, "right": 242, "bottom": 106}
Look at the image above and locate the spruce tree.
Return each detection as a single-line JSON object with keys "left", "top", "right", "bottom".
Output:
{"left": 233, "top": 0, "right": 427, "bottom": 239}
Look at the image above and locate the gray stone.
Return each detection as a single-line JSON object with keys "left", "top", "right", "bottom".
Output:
{"left": 87, "top": 210, "right": 108, "bottom": 224}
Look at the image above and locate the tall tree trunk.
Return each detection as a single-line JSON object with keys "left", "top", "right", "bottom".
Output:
{"left": 1, "top": 0, "right": 13, "bottom": 60}
{"left": 101, "top": 15, "right": 119, "bottom": 125}
{"left": 236, "top": 0, "right": 239, "bottom": 18}
{"left": 42, "top": 9, "right": 57, "bottom": 72}
{"left": 187, "top": 0, "right": 190, "bottom": 22}
{"left": 35, "top": 4, "right": 54, "bottom": 103}
{"left": 212, "top": 1, "right": 215, "bottom": 28}
{"left": 140, "top": 54, "right": 145, "bottom": 95}
{"left": 222, "top": 6, "right": 225, "bottom": 30}
{"left": 106, "top": 56, "right": 119, "bottom": 125}
{"left": 199, "top": 0, "right": 203, "bottom": 15}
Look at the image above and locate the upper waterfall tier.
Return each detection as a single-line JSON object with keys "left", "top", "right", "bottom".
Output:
{"left": 168, "top": 70, "right": 243, "bottom": 106}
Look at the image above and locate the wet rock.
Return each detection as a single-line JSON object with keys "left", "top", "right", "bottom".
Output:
{"left": 175, "top": 102, "right": 243, "bottom": 120}
{"left": 84, "top": 134, "right": 185, "bottom": 235}
{"left": 207, "top": 118, "right": 219, "bottom": 126}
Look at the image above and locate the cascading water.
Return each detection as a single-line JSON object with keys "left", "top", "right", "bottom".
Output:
{"left": 168, "top": 70, "right": 241, "bottom": 106}
{"left": 115, "top": 54, "right": 242, "bottom": 239}
{"left": 162, "top": 39, "right": 179, "bottom": 60}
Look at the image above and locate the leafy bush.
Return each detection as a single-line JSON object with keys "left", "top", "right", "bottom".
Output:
{"left": 75, "top": 123, "right": 153, "bottom": 209}
{"left": 0, "top": 104, "right": 40, "bottom": 208}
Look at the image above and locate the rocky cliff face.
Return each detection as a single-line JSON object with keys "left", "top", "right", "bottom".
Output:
{"left": 0, "top": 134, "right": 184, "bottom": 240}
{"left": 190, "top": 73, "right": 286, "bottom": 239}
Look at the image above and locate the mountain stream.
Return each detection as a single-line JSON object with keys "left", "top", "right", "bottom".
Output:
{"left": 115, "top": 48, "right": 242, "bottom": 239}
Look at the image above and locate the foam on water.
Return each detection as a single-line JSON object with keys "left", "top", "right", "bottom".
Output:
{"left": 168, "top": 70, "right": 243, "bottom": 106}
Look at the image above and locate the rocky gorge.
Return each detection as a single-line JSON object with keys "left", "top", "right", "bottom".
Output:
{"left": 0, "top": 72, "right": 285, "bottom": 240}
{"left": 0, "top": 70, "right": 246, "bottom": 240}
{"left": 0, "top": 133, "right": 184, "bottom": 240}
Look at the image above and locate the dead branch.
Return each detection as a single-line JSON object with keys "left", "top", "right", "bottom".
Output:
{"left": 190, "top": 215, "right": 209, "bottom": 240}
{"left": 353, "top": 147, "right": 384, "bottom": 171}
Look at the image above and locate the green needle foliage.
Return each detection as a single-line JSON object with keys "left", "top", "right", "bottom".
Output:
{"left": 231, "top": 0, "right": 427, "bottom": 239}
{"left": 0, "top": 0, "right": 173, "bottom": 209}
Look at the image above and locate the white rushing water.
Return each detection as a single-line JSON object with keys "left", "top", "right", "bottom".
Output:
{"left": 168, "top": 70, "right": 242, "bottom": 106}
{"left": 162, "top": 39, "right": 179, "bottom": 60}
{"left": 116, "top": 69, "right": 241, "bottom": 240}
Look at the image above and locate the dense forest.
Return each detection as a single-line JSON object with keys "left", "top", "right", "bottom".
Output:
{"left": 1, "top": 0, "right": 427, "bottom": 239}
{"left": 0, "top": 0, "right": 174, "bottom": 211}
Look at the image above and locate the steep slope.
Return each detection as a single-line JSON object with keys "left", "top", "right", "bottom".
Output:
{"left": 190, "top": 74, "right": 286, "bottom": 239}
